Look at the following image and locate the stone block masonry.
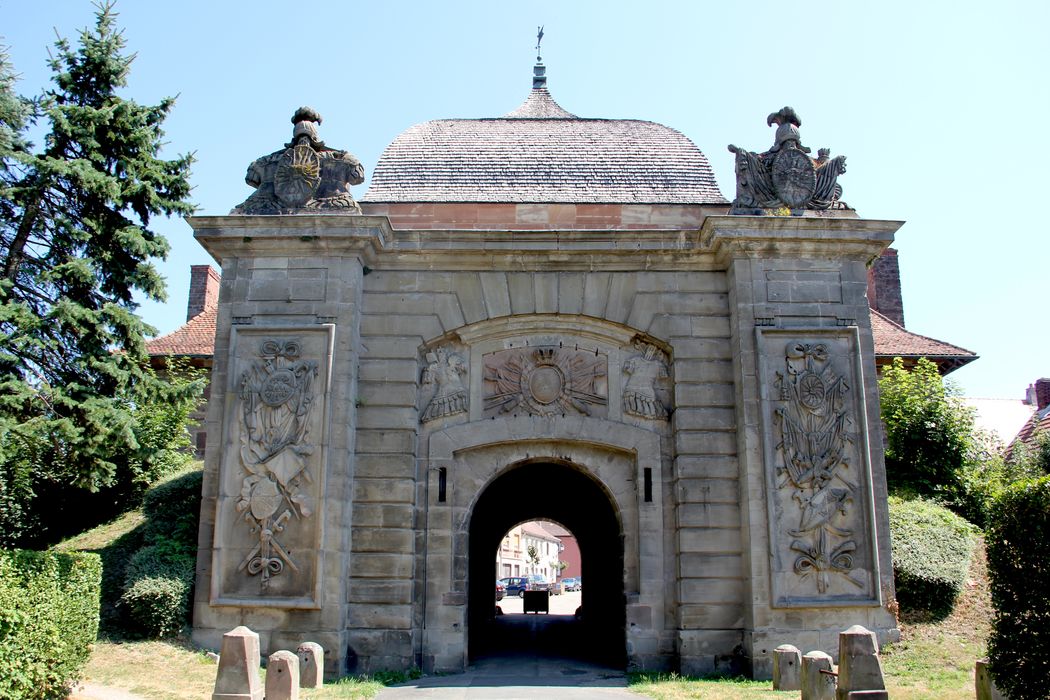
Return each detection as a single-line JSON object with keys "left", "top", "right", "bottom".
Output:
{"left": 189, "top": 213, "right": 901, "bottom": 677}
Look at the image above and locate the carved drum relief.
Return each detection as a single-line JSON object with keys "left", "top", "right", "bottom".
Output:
{"left": 758, "top": 329, "right": 880, "bottom": 607}
{"left": 213, "top": 326, "right": 333, "bottom": 607}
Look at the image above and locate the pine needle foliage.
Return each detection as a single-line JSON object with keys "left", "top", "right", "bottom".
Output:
{"left": 0, "top": 3, "right": 196, "bottom": 546}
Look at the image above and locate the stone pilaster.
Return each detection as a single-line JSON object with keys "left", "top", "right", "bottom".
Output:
{"left": 190, "top": 215, "right": 389, "bottom": 676}
{"left": 700, "top": 215, "right": 901, "bottom": 678}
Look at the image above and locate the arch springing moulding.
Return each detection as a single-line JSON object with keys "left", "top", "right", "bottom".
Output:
{"left": 727, "top": 107, "right": 848, "bottom": 214}
{"left": 232, "top": 107, "right": 365, "bottom": 215}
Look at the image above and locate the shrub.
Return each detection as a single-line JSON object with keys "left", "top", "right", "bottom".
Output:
{"left": 986, "top": 476, "right": 1050, "bottom": 700}
{"left": 120, "top": 571, "right": 190, "bottom": 638}
{"left": 879, "top": 357, "right": 978, "bottom": 507}
{"left": 119, "top": 468, "right": 201, "bottom": 638}
{"left": 888, "top": 496, "right": 977, "bottom": 617}
{"left": 0, "top": 550, "right": 101, "bottom": 699}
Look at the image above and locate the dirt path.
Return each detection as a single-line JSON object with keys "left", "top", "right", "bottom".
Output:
{"left": 69, "top": 681, "right": 147, "bottom": 700}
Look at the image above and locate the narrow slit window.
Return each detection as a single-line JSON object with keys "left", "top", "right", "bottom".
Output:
{"left": 438, "top": 467, "right": 447, "bottom": 503}
{"left": 644, "top": 467, "right": 653, "bottom": 503}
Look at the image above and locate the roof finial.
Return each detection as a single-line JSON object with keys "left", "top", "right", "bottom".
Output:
{"left": 533, "top": 25, "right": 547, "bottom": 89}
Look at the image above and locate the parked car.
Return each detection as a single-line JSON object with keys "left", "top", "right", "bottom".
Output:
{"left": 561, "top": 577, "right": 580, "bottom": 592}
{"left": 499, "top": 576, "right": 528, "bottom": 596}
{"left": 495, "top": 581, "right": 505, "bottom": 601}
{"left": 499, "top": 575, "right": 550, "bottom": 597}
{"left": 526, "top": 574, "right": 550, "bottom": 593}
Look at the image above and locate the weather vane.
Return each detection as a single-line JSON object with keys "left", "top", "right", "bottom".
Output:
{"left": 536, "top": 25, "right": 544, "bottom": 60}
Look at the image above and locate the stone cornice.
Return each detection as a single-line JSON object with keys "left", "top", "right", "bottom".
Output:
{"left": 187, "top": 213, "right": 903, "bottom": 271}
{"left": 699, "top": 215, "right": 902, "bottom": 267}
{"left": 188, "top": 215, "right": 393, "bottom": 262}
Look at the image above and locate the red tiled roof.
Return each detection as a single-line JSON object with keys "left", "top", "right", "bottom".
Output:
{"left": 363, "top": 89, "right": 726, "bottom": 205}
{"left": 146, "top": 305, "right": 217, "bottom": 357}
{"left": 1010, "top": 406, "right": 1050, "bottom": 453}
{"left": 870, "top": 310, "right": 977, "bottom": 365}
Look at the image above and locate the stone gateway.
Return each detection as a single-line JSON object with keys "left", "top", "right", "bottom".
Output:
{"left": 191, "top": 63, "right": 899, "bottom": 679}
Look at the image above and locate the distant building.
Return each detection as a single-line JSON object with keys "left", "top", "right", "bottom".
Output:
{"left": 496, "top": 521, "right": 563, "bottom": 581}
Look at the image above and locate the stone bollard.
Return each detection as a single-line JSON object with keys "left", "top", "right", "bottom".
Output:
{"left": 297, "top": 642, "right": 324, "bottom": 688}
{"left": 212, "top": 626, "right": 263, "bottom": 700}
{"left": 265, "top": 650, "right": 301, "bottom": 700}
{"left": 836, "top": 625, "right": 885, "bottom": 699}
{"left": 772, "top": 644, "right": 802, "bottom": 690}
{"left": 975, "top": 659, "right": 1006, "bottom": 700}
{"left": 801, "top": 650, "right": 836, "bottom": 700}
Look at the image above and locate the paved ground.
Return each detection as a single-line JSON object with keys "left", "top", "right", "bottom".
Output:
{"left": 379, "top": 591, "right": 639, "bottom": 698}
{"left": 376, "top": 654, "right": 638, "bottom": 699}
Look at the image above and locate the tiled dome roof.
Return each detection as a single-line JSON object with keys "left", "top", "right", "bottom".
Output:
{"left": 363, "top": 85, "right": 726, "bottom": 205}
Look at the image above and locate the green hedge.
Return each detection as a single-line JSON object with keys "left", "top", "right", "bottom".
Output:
{"left": 986, "top": 476, "right": 1050, "bottom": 700}
{"left": 888, "top": 496, "right": 977, "bottom": 616}
{"left": 0, "top": 550, "right": 101, "bottom": 699}
{"left": 119, "top": 469, "right": 200, "bottom": 638}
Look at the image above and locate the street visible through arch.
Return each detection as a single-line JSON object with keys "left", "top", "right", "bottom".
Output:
{"left": 467, "top": 461, "right": 626, "bottom": 667}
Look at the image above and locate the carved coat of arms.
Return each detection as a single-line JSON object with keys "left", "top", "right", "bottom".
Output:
{"left": 232, "top": 107, "right": 365, "bottom": 215}
{"left": 727, "top": 107, "right": 848, "bottom": 213}
{"left": 483, "top": 346, "right": 607, "bottom": 417}
{"left": 236, "top": 339, "right": 318, "bottom": 588}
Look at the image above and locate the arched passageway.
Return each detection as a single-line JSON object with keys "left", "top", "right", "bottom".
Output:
{"left": 467, "top": 461, "right": 626, "bottom": 666}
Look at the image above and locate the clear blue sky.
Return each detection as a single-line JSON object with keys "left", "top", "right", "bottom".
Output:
{"left": 4, "top": 0, "right": 1048, "bottom": 399}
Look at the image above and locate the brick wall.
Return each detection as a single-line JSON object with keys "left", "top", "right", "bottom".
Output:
{"left": 1036, "top": 379, "right": 1050, "bottom": 410}
{"left": 187, "top": 265, "right": 220, "bottom": 321}
{"left": 867, "top": 248, "right": 904, "bottom": 326}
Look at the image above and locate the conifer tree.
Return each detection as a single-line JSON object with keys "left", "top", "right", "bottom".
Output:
{"left": 0, "top": 3, "right": 195, "bottom": 542}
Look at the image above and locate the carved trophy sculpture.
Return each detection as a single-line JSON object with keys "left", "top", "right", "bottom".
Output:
{"left": 727, "top": 107, "right": 847, "bottom": 213}
{"left": 420, "top": 346, "right": 468, "bottom": 422}
{"left": 483, "top": 346, "right": 608, "bottom": 418}
{"left": 236, "top": 339, "right": 319, "bottom": 589}
{"left": 773, "top": 342, "right": 862, "bottom": 594}
{"left": 622, "top": 342, "right": 671, "bottom": 420}
{"left": 232, "top": 107, "right": 365, "bottom": 215}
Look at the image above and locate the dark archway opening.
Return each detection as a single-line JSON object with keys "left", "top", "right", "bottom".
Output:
{"left": 467, "top": 461, "right": 626, "bottom": 667}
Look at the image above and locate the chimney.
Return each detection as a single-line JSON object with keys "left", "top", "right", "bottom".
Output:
{"left": 1035, "top": 378, "right": 1050, "bottom": 411}
{"left": 867, "top": 248, "right": 905, "bottom": 327}
{"left": 187, "top": 265, "right": 220, "bottom": 321}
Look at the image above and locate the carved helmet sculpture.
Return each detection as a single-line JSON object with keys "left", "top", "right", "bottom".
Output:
{"left": 727, "top": 106, "right": 847, "bottom": 213}
{"left": 232, "top": 106, "right": 365, "bottom": 215}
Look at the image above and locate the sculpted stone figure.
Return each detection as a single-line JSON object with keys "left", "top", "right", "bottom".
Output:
{"left": 622, "top": 343, "right": 670, "bottom": 420}
{"left": 421, "top": 347, "right": 468, "bottom": 422}
{"left": 727, "top": 107, "right": 847, "bottom": 213}
{"left": 233, "top": 107, "right": 365, "bottom": 215}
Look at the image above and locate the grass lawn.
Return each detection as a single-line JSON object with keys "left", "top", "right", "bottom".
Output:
{"left": 628, "top": 539, "right": 990, "bottom": 699}
{"left": 64, "top": 499, "right": 991, "bottom": 699}
{"left": 80, "top": 637, "right": 394, "bottom": 699}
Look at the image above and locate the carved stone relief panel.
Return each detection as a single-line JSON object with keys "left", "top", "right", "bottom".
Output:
{"left": 622, "top": 342, "right": 671, "bottom": 420}
{"left": 212, "top": 326, "right": 333, "bottom": 607}
{"left": 757, "top": 328, "right": 879, "bottom": 607}
{"left": 420, "top": 345, "right": 468, "bottom": 423}
{"left": 482, "top": 345, "right": 608, "bottom": 418}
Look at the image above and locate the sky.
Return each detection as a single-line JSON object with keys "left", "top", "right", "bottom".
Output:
{"left": 3, "top": 0, "right": 1048, "bottom": 400}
